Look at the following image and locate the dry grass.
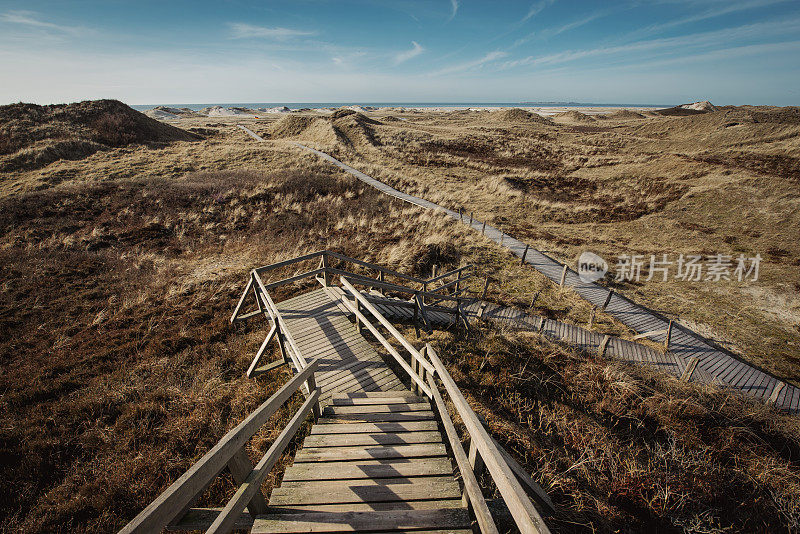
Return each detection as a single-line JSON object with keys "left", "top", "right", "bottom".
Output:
{"left": 3, "top": 102, "right": 800, "bottom": 533}
{"left": 423, "top": 325, "right": 800, "bottom": 533}
{"left": 268, "top": 106, "right": 800, "bottom": 384}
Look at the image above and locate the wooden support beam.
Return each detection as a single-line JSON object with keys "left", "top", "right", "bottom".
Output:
{"left": 521, "top": 244, "right": 529, "bottom": 264}
{"left": 587, "top": 306, "right": 596, "bottom": 329}
{"left": 206, "top": 390, "right": 320, "bottom": 534}
{"left": 118, "top": 361, "right": 319, "bottom": 534}
{"left": 226, "top": 449, "right": 268, "bottom": 515}
{"left": 558, "top": 265, "right": 568, "bottom": 288}
{"left": 246, "top": 324, "right": 277, "bottom": 378}
{"left": 481, "top": 221, "right": 486, "bottom": 235}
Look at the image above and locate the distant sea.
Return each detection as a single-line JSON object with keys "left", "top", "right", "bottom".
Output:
{"left": 130, "top": 101, "right": 670, "bottom": 111}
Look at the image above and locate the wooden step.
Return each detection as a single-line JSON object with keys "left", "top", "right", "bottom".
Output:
{"left": 264, "top": 499, "right": 464, "bottom": 513}
{"left": 310, "top": 421, "right": 440, "bottom": 435}
{"left": 322, "top": 403, "right": 431, "bottom": 416}
{"left": 281, "top": 458, "right": 454, "bottom": 482}
{"left": 251, "top": 509, "right": 471, "bottom": 533}
{"left": 317, "top": 411, "right": 436, "bottom": 424}
{"left": 333, "top": 391, "right": 416, "bottom": 398}
{"left": 293, "top": 443, "right": 447, "bottom": 462}
{"left": 330, "top": 395, "right": 427, "bottom": 406}
{"left": 268, "top": 477, "right": 462, "bottom": 505}
{"left": 302, "top": 431, "right": 443, "bottom": 448}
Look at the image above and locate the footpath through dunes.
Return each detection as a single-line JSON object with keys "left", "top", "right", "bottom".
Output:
{"left": 234, "top": 125, "right": 799, "bottom": 414}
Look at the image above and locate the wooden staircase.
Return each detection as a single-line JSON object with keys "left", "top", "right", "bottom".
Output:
{"left": 119, "top": 252, "right": 552, "bottom": 534}
{"left": 254, "top": 391, "right": 471, "bottom": 533}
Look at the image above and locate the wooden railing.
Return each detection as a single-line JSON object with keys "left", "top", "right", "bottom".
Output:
{"left": 336, "top": 276, "right": 552, "bottom": 534}
{"left": 118, "top": 360, "right": 321, "bottom": 534}
{"left": 231, "top": 251, "right": 474, "bottom": 376}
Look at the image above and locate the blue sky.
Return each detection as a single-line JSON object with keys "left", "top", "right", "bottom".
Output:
{"left": 1, "top": 0, "right": 799, "bottom": 105}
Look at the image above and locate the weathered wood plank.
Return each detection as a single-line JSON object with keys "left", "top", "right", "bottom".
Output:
{"left": 323, "top": 403, "right": 431, "bottom": 415}
{"left": 281, "top": 458, "right": 454, "bottom": 482}
{"left": 293, "top": 443, "right": 447, "bottom": 462}
{"left": 264, "top": 500, "right": 463, "bottom": 513}
{"left": 331, "top": 395, "right": 427, "bottom": 406}
{"left": 317, "top": 411, "right": 437, "bottom": 424}
{"left": 310, "top": 421, "right": 439, "bottom": 435}
{"left": 251, "top": 509, "right": 470, "bottom": 533}
{"left": 302, "top": 431, "right": 443, "bottom": 448}
{"left": 268, "top": 478, "right": 462, "bottom": 505}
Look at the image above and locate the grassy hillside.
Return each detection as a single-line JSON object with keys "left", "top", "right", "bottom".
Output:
{"left": 2, "top": 102, "right": 799, "bottom": 533}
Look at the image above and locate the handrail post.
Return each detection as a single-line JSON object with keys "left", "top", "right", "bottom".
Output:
{"left": 307, "top": 371, "right": 321, "bottom": 422}
{"left": 413, "top": 296, "right": 421, "bottom": 338}
{"left": 321, "top": 251, "right": 330, "bottom": 287}
{"left": 467, "top": 440, "right": 487, "bottom": 491}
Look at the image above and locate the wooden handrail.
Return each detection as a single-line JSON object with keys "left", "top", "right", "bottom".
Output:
{"left": 426, "top": 370, "right": 498, "bottom": 534}
{"left": 328, "top": 268, "right": 471, "bottom": 303}
{"left": 206, "top": 388, "right": 321, "bottom": 533}
{"left": 338, "top": 296, "right": 433, "bottom": 398}
{"left": 252, "top": 272, "right": 309, "bottom": 371}
{"left": 423, "top": 344, "right": 551, "bottom": 534}
{"left": 253, "top": 250, "right": 326, "bottom": 274}
{"left": 118, "top": 360, "right": 319, "bottom": 534}
{"left": 340, "top": 277, "right": 436, "bottom": 377}
{"left": 426, "top": 264, "right": 473, "bottom": 284}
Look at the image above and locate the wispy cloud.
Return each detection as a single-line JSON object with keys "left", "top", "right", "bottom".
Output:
{"left": 500, "top": 16, "right": 800, "bottom": 70}
{"left": 228, "top": 23, "right": 316, "bottom": 40}
{"left": 624, "top": 0, "right": 791, "bottom": 40}
{"left": 435, "top": 50, "right": 508, "bottom": 75}
{"left": 521, "top": 0, "right": 556, "bottom": 23}
{"left": 395, "top": 41, "right": 424, "bottom": 64}
{"left": 513, "top": 12, "right": 603, "bottom": 48}
{"left": 0, "top": 10, "right": 84, "bottom": 36}
{"left": 446, "top": 0, "right": 459, "bottom": 22}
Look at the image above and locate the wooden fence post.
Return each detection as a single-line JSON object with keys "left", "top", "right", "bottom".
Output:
{"left": 588, "top": 306, "right": 596, "bottom": 329}
{"left": 558, "top": 265, "right": 568, "bottom": 290}
{"left": 521, "top": 244, "right": 529, "bottom": 264}
{"left": 598, "top": 335, "right": 611, "bottom": 357}
{"left": 529, "top": 291, "right": 540, "bottom": 310}
{"left": 470, "top": 212, "right": 474, "bottom": 225}
{"left": 481, "top": 221, "right": 486, "bottom": 235}
{"left": 664, "top": 319, "right": 673, "bottom": 349}
{"left": 602, "top": 289, "right": 613, "bottom": 310}
{"left": 481, "top": 276, "right": 490, "bottom": 300}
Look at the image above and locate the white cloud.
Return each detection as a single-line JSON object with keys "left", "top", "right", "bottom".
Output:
{"left": 435, "top": 50, "right": 508, "bottom": 75}
{"left": 447, "top": 0, "right": 459, "bottom": 22}
{"left": 395, "top": 41, "right": 424, "bottom": 64}
{"left": 228, "top": 23, "right": 316, "bottom": 40}
{"left": 521, "top": 0, "right": 556, "bottom": 23}
{"left": 0, "top": 10, "right": 84, "bottom": 36}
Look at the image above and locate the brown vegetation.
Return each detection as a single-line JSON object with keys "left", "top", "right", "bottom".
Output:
{"left": 3, "top": 101, "right": 800, "bottom": 533}
{"left": 427, "top": 325, "right": 800, "bottom": 532}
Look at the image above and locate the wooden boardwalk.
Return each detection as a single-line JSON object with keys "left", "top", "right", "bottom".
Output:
{"left": 259, "top": 289, "right": 472, "bottom": 532}
{"left": 274, "top": 289, "right": 407, "bottom": 406}
{"left": 288, "top": 142, "right": 798, "bottom": 415}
